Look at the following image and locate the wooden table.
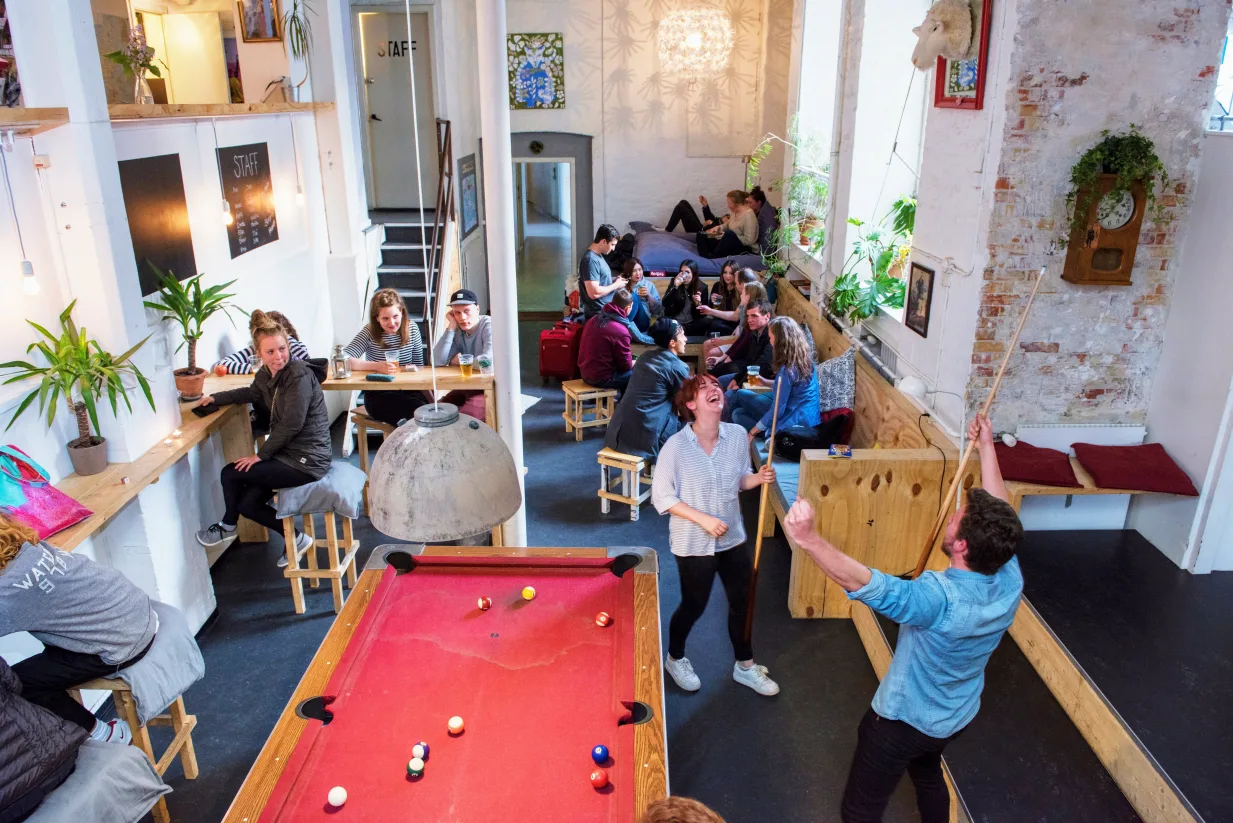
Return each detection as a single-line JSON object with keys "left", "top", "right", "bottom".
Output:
{"left": 223, "top": 545, "right": 667, "bottom": 822}
{"left": 205, "top": 366, "right": 498, "bottom": 431}
{"left": 54, "top": 401, "right": 265, "bottom": 550}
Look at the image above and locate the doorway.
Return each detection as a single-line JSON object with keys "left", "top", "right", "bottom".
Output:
{"left": 513, "top": 160, "right": 574, "bottom": 315}
{"left": 358, "top": 11, "right": 438, "bottom": 210}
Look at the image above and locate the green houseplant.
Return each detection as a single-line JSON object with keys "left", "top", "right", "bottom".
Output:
{"left": 283, "top": 0, "right": 314, "bottom": 94}
{"left": 747, "top": 117, "right": 830, "bottom": 260}
{"left": 1065, "top": 125, "right": 1168, "bottom": 237}
{"left": 1, "top": 301, "right": 155, "bottom": 476}
{"left": 828, "top": 197, "right": 916, "bottom": 324}
{"left": 143, "top": 268, "right": 244, "bottom": 401}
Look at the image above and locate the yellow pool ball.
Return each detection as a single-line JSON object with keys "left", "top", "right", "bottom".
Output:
{"left": 521, "top": 586, "right": 537, "bottom": 601}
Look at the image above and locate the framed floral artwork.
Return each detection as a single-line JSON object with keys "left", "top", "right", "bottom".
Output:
{"left": 507, "top": 32, "right": 564, "bottom": 110}
{"left": 934, "top": 0, "right": 992, "bottom": 110}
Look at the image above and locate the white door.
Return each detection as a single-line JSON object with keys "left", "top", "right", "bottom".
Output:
{"left": 360, "top": 12, "right": 437, "bottom": 209}
{"left": 163, "top": 13, "right": 229, "bottom": 104}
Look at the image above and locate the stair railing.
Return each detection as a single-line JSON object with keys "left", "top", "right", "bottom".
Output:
{"left": 427, "top": 119, "right": 455, "bottom": 307}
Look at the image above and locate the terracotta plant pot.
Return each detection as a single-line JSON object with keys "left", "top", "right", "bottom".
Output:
{"left": 175, "top": 367, "right": 207, "bottom": 401}
{"left": 67, "top": 436, "right": 108, "bottom": 477}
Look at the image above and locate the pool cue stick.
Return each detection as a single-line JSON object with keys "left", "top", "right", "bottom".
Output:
{"left": 910, "top": 265, "right": 1045, "bottom": 580}
{"left": 744, "top": 378, "right": 784, "bottom": 643}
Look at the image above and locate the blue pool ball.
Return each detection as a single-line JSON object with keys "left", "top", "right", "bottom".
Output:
{"left": 591, "top": 745, "right": 609, "bottom": 765}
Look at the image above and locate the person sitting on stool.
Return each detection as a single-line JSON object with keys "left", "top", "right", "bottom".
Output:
{"left": 0, "top": 515, "right": 157, "bottom": 746}
{"left": 433, "top": 288, "right": 492, "bottom": 421}
{"left": 783, "top": 414, "right": 1024, "bottom": 823}
{"left": 195, "top": 311, "right": 332, "bottom": 566}
{"left": 579, "top": 289, "right": 637, "bottom": 393}
{"left": 604, "top": 319, "right": 692, "bottom": 463}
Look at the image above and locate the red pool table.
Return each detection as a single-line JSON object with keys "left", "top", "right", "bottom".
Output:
{"left": 223, "top": 546, "right": 668, "bottom": 823}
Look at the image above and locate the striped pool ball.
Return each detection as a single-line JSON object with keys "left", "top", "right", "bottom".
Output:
{"left": 595, "top": 612, "right": 612, "bottom": 627}
{"left": 478, "top": 597, "right": 492, "bottom": 611}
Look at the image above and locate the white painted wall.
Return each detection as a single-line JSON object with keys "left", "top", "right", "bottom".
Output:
{"left": 231, "top": 4, "right": 292, "bottom": 103}
{"left": 1127, "top": 131, "right": 1233, "bottom": 567}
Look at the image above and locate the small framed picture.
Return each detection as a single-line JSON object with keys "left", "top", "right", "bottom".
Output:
{"left": 934, "top": 0, "right": 993, "bottom": 110}
{"left": 237, "top": 0, "right": 282, "bottom": 43}
{"left": 905, "top": 262, "right": 935, "bottom": 338}
{"left": 457, "top": 154, "right": 479, "bottom": 240}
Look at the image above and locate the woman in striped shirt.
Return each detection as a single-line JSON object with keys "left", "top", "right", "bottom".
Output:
{"left": 212, "top": 311, "right": 310, "bottom": 374}
{"left": 651, "top": 374, "right": 780, "bottom": 697}
{"left": 344, "top": 288, "right": 430, "bottom": 426}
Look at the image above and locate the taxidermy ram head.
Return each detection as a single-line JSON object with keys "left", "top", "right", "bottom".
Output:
{"left": 911, "top": 0, "right": 973, "bottom": 69}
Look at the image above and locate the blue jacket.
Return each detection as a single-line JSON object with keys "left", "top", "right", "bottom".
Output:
{"left": 603, "top": 348, "right": 690, "bottom": 460}
{"left": 849, "top": 557, "right": 1024, "bottom": 738}
{"left": 759, "top": 365, "right": 820, "bottom": 432}
{"left": 628, "top": 279, "right": 662, "bottom": 333}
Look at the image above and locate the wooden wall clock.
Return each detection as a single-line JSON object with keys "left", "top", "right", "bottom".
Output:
{"left": 1062, "top": 174, "right": 1145, "bottom": 286}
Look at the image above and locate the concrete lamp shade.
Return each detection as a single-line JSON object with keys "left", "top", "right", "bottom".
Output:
{"left": 368, "top": 403, "right": 522, "bottom": 543}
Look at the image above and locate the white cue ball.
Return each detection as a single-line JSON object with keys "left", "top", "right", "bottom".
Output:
{"left": 412, "top": 743, "right": 426, "bottom": 759}
{"left": 448, "top": 715, "right": 465, "bottom": 734}
{"left": 327, "top": 786, "right": 348, "bottom": 807}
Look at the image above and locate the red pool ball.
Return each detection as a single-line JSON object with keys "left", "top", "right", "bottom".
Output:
{"left": 478, "top": 597, "right": 493, "bottom": 611}
{"left": 595, "top": 612, "right": 612, "bottom": 627}
{"left": 590, "top": 768, "right": 609, "bottom": 789}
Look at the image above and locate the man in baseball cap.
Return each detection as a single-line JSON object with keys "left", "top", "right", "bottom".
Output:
{"left": 434, "top": 288, "right": 492, "bottom": 421}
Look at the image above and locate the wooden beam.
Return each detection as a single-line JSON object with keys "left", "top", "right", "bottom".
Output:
{"left": 0, "top": 107, "right": 70, "bottom": 136}
{"left": 1007, "top": 600, "right": 1201, "bottom": 823}
{"left": 108, "top": 102, "right": 334, "bottom": 121}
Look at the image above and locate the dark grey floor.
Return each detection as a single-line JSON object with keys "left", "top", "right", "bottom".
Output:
{"left": 1019, "top": 531, "right": 1233, "bottom": 823}
{"left": 144, "top": 323, "right": 1173, "bottom": 823}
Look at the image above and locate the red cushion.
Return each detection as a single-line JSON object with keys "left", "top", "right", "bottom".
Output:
{"left": 993, "top": 441, "right": 1081, "bottom": 487}
{"left": 1071, "top": 442, "right": 1199, "bottom": 496}
{"left": 821, "top": 407, "right": 855, "bottom": 444}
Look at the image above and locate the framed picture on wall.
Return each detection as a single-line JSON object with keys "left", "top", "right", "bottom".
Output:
{"left": 905, "top": 262, "right": 936, "bottom": 338}
{"left": 934, "top": 0, "right": 993, "bottom": 110}
{"left": 458, "top": 154, "right": 479, "bottom": 240}
{"left": 237, "top": 0, "right": 282, "bottom": 43}
{"left": 507, "top": 33, "right": 565, "bottom": 110}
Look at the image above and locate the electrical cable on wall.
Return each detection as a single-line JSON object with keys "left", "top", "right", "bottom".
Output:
{"left": 872, "top": 68, "right": 920, "bottom": 221}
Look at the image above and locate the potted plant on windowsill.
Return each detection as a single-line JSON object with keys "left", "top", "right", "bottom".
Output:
{"left": 1, "top": 301, "right": 155, "bottom": 477}
{"left": 747, "top": 116, "right": 830, "bottom": 259}
{"left": 144, "top": 268, "right": 244, "bottom": 402}
{"left": 283, "top": 0, "right": 314, "bottom": 99}
{"left": 827, "top": 197, "right": 915, "bottom": 325}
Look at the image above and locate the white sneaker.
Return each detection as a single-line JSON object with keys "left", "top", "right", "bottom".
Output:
{"left": 664, "top": 656, "right": 701, "bottom": 692}
{"left": 279, "top": 531, "right": 313, "bottom": 568}
{"left": 733, "top": 662, "right": 780, "bottom": 696}
{"left": 195, "top": 523, "right": 237, "bottom": 549}
{"left": 92, "top": 719, "right": 132, "bottom": 745}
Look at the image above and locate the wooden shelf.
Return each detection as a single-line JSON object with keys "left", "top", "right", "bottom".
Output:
{"left": 108, "top": 102, "right": 334, "bottom": 121}
{"left": 0, "top": 107, "right": 70, "bottom": 136}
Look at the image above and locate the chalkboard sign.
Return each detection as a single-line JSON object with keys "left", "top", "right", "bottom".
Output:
{"left": 216, "top": 142, "right": 279, "bottom": 258}
{"left": 117, "top": 153, "right": 198, "bottom": 296}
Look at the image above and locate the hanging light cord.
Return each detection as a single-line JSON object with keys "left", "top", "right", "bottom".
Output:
{"left": 0, "top": 143, "right": 28, "bottom": 260}
{"left": 403, "top": 0, "right": 437, "bottom": 407}
{"left": 287, "top": 113, "right": 302, "bottom": 193}
{"left": 210, "top": 118, "right": 229, "bottom": 210}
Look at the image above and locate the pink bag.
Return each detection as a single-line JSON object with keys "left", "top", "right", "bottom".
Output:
{"left": 0, "top": 446, "right": 93, "bottom": 540}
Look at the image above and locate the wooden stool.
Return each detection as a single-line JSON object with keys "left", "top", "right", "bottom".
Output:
{"left": 281, "top": 511, "right": 360, "bottom": 614}
{"left": 352, "top": 404, "right": 396, "bottom": 515}
{"left": 562, "top": 380, "right": 618, "bottom": 442}
{"left": 597, "top": 447, "right": 654, "bottom": 521}
{"left": 70, "top": 682, "right": 197, "bottom": 823}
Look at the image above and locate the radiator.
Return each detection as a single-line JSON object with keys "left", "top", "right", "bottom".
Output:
{"left": 1014, "top": 423, "right": 1147, "bottom": 531}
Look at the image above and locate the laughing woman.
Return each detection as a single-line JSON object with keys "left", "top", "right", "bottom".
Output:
{"left": 344, "top": 288, "right": 431, "bottom": 426}
{"left": 651, "top": 374, "right": 780, "bottom": 697}
{"left": 195, "top": 311, "right": 331, "bottom": 564}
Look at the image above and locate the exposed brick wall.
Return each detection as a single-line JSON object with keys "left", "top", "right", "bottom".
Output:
{"left": 967, "top": 0, "right": 1230, "bottom": 429}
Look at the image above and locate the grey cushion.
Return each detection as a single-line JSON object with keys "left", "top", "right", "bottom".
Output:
{"left": 752, "top": 441, "right": 799, "bottom": 514}
{"left": 275, "top": 461, "right": 367, "bottom": 520}
{"left": 817, "top": 347, "right": 856, "bottom": 412}
{"left": 117, "top": 602, "right": 204, "bottom": 725}
{"left": 24, "top": 740, "right": 169, "bottom": 823}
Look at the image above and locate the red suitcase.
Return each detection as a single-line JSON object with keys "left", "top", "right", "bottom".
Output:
{"left": 539, "top": 320, "right": 582, "bottom": 381}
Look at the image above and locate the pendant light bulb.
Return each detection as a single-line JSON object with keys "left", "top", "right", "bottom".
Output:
{"left": 221, "top": 199, "right": 233, "bottom": 226}
{"left": 295, "top": 185, "right": 305, "bottom": 206}
{"left": 20, "top": 260, "right": 39, "bottom": 296}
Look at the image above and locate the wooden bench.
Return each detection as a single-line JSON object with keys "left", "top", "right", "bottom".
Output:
{"left": 54, "top": 401, "right": 265, "bottom": 551}
{"left": 630, "top": 342, "right": 703, "bottom": 373}
{"left": 1004, "top": 454, "right": 1149, "bottom": 512}
{"left": 562, "top": 379, "right": 617, "bottom": 441}
{"left": 597, "top": 448, "right": 654, "bottom": 521}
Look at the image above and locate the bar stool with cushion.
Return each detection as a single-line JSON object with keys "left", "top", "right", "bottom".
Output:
{"left": 275, "top": 461, "right": 366, "bottom": 615}
{"left": 70, "top": 601, "right": 205, "bottom": 823}
{"left": 597, "top": 447, "right": 654, "bottom": 521}
{"left": 351, "top": 404, "right": 396, "bottom": 515}
{"left": 562, "top": 379, "right": 618, "bottom": 442}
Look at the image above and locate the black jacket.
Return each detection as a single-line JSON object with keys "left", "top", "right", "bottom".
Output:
{"left": 722, "top": 326, "right": 774, "bottom": 385}
{"left": 604, "top": 348, "right": 691, "bottom": 461}
{"left": 213, "top": 359, "right": 331, "bottom": 479}
{"left": 661, "top": 282, "right": 711, "bottom": 325}
{"left": 0, "top": 659, "right": 86, "bottom": 821}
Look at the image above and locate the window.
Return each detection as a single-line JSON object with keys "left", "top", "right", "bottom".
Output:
{"left": 1210, "top": 21, "right": 1233, "bottom": 132}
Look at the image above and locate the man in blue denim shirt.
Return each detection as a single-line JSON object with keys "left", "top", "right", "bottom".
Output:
{"left": 784, "top": 414, "right": 1023, "bottom": 823}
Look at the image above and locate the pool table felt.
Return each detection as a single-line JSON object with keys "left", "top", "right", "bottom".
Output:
{"left": 258, "top": 557, "right": 640, "bottom": 822}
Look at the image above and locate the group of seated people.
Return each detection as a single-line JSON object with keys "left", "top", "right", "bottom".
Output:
{"left": 665, "top": 186, "right": 778, "bottom": 256}
{"left": 603, "top": 272, "right": 825, "bottom": 464}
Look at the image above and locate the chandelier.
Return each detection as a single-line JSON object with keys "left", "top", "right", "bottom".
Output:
{"left": 657, "top": 9, "right": 735, "bottom": 79}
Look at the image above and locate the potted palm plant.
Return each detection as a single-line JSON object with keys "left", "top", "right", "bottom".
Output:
{"left": 143, "top": 268, "right": 244, "bottom": 401}
{"left": 1, "top": 301, "right": 155, "bottom": 476}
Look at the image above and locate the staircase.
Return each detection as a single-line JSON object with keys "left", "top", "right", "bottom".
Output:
{"left": 371, "top": 119, "right": 457, "bottom": 354}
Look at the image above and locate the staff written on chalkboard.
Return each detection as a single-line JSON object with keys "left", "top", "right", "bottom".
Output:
{"left": 216, "top": 141, "right": 280, "bottom": 260}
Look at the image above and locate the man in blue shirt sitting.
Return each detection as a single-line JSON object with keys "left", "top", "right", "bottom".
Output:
{"left": 784, "top": 413, "right": 1023, "bottom": 823}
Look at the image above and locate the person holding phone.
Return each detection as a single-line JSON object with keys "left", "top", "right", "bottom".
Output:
{"left": 579, "top": 224, "right": 628, "bottom": 319}
{"left": 661, "top": 260, "right": 711, "bottom": 338}
{"left": 695, "top": 191, "right": 759, "bottom": 259}
{"left": 343, "top": 288, "right": 430, "bottom": 426}
{"left": 624, "top": 258, "right": 662, "bottom": 333}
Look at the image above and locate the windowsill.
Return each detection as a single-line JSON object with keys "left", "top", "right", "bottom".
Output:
{"left": 109, "top": 102, "right": 334, "bottom": 121}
